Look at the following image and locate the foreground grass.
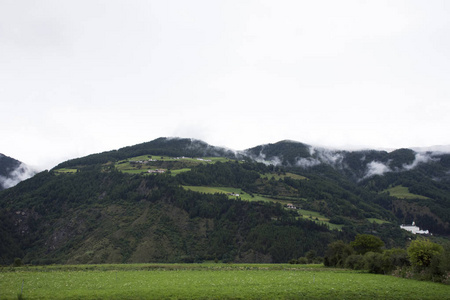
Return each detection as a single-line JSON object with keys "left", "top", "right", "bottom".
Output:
{"left": 1, "top": 264, "right": 449, "bottom": 299}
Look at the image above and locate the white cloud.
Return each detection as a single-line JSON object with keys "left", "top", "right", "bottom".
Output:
{"left": 0, "top": 164, "right": 37, "bottom": 189}
{"left": 402, "top": 153, "right": 439, "bottom": 171}
{"left": 295, "top": 157, "right": 321, "bottom": 168}
{"left": 363, "top": 161, "right": 392, "bottom": 179}
{"left": 1, "top": 1, "right": 450, "bottom": 168}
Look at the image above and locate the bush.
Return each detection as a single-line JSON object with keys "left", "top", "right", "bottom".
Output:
{"left": 297, "top": 257, "right": 308, "bottom": 264}
{"left": 13, "top": 258, "right": 23, "bottom": 267}
{"left": 407, "top": 238, "right": 443, "bottom": 270}
{"left": 364, "top": 252, "right": 384, "bottom": 274}
{"left": 382, "top": 248, "right": 409, "bottom": 273}
{"left": 305, "top": 250, "right": 317, "bottom": 263}
{"left": 324, "top": 240, "right": 354, "bottom": 267}
{"left": 345, "top": 254, "right": 365, "bottom": 270}
{"left": 350, "top": 234, "right": 384, "bottom": 255}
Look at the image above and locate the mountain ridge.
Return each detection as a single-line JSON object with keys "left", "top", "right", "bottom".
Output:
{"left": 1, "top": 137, "right": 449, "bottom": 265}
{"left": 0, "top": 153, "right": 37, "bottom": 190}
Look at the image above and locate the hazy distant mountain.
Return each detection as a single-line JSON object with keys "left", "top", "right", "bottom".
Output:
{"left": 0, "top": 153, "right": 37, "bottom": 190}
{"left": 1, "top": 137, "right": 449, "bottom": 265}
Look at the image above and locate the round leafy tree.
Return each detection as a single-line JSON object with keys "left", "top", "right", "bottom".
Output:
{"left": 407, "top": 238, "right": 443, "bottom": 269}
{"left": 350, "top": 234, "right": 384, "bottom": 255}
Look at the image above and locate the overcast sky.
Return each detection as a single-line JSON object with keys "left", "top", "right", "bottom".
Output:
{"left": 1, "top": 0, "right": 450, "bottom": 170}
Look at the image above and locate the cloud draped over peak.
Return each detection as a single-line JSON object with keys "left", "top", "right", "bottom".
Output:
{"left": 0, "top": 163, "right": 37, "bottom": 189}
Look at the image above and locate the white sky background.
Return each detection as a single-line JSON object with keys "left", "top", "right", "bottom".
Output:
{"left": 1, "top": 0, "right": 450, "bottom": 170}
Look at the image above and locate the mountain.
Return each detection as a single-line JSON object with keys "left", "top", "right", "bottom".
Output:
{"left": 0, "top": 137, "right": 449, "bottom": 265}
{"left": 0, "top": 153, "right": 36, "bottom": 190}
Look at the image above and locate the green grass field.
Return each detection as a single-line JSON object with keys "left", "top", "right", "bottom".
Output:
{"left": 367, "top": 218, "right": 391, "bottom": 224}
{"left": 298, "top": 209, "right": 344, "bottom": 231}
{"left": 53, "top": 168, "right": 78, "bottom": 174}
{"left": 182, "top": 186, "right": 275, "bottom": 202}
{"left": 383, "top": 185, "right": 430, "bottom": 200}
{"left": 1, "top": 264, "right": 449, "bottom": 299}
{"left": 114, "top": 155, "right": 234, "bottom": 175}
{"left": 181, "top": 187, "right": 340, "bottom": 230}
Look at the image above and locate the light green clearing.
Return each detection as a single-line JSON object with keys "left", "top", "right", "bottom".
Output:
{"left": 2, "top": 264, "right": 449, "bottom": 299}
{"left": 53, "top": 168, "right": 77, "bottom": 174}
{"left": 298, "top": 209, "right": 329, "bottom": 221}
{"left": 261, "top": 172, "right": 307, "bottom": 181}
{"left": 182, "top": 186, "right": 274, "bottom": 202}
{"left": 169, "top": 168, "right": 191, "bottom": 175}
{"left": 117, "top": 169, "right": 152, "bottom": 174}
{"left": 384, "top": 185, "right": 430, "bottom": 200}
{"left": 182, "top": 186, "right": 308, "bottom": 208}
{"left": 115, "top": 155, "right": 233, "bottom": 174}
{"left": 297, "top": 209, "right": 343, "bottom": 231}
{"left": 367, "top": 218, "right": 391, "bottom": 224}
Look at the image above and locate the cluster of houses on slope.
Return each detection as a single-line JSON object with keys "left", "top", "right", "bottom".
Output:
{"left": 130, "top": 158, "right": 158, "bottom": 164}
{"left": 196, "top": 158, "right": 212, "bottom": 162}
{"left": 400, "top": 221, "right": 430, "bottom": 235}
{"left": 132, "top": 157, "right": 212, "bottom": 164}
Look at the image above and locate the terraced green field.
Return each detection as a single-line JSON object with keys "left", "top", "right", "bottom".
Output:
{"left": 1, "top": 264, "right": 449, "bottom": 299}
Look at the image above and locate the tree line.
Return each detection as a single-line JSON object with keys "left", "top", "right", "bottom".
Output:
{"left": 322, "top": 234, "right": 450, "bottom": 284}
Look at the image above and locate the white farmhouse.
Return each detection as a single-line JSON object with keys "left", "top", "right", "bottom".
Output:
{"left": 400, "top": 221, "right": 430, "bottom": 235}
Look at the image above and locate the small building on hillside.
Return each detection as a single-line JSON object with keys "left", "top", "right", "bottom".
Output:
{"left": 286, "top": 203, "right": 297, "bottom": 209}
{"left": 148, "top": 169, "right": 165, "bottom": 174}
{"left": 227, "top": 192, "right": 240, "bottom": 197}
{"left": 400, "top": 221, "right": 430, "bottom": 235}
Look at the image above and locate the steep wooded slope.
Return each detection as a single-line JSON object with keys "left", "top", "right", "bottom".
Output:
{"left": 1, "top": 137, "right": 449, "bottom": 265}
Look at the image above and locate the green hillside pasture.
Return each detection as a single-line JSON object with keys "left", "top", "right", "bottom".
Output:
{"left": 367, "top": 218, "right": 391, "bottom": 224}
{"left": 115, "top": 155, "right": 232, "bottom": 174}
{"left": 2, "top": 264, "right": 449, "bottom": 299}
{"left": 53, "top": 168, "right": 78, "bottom": 174}
{"left": 169, "top": 168, "right": 191, "bottom": 175}
{"left": 261, "top": 172, "right": 307, "bottom": 180}
{"left": 298, "top": 209, "right": 344, "bottom": 231}
{"left": 125, "top": 155, "right": 231, "bottom": 164}
{"left": 182, "top": 186, "right": 274, "bottom": 202}
{"left": 182, "top": 186, "right": 308, "bottom": 206}
{"left": 384, "top": 185, "right": 430, "bottom": 200}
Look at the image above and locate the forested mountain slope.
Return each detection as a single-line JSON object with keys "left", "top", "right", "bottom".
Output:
{"left": 0, "top": 153, "right": 36, "bottom": 190}
{"left": 0, "top": 137, "right": 449, "bottom": 265}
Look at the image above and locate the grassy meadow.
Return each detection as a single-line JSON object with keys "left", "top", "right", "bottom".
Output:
{"left": 384, "top": 185, "right": 430, "bottom": 200}
{"left": 1, "top": 264, "right": 449, "bottom": 299}
{"left": 297, "top": 209, "right": 344, "bottom": 231}
{"left": 182, "top": 186, "right": 276, "bottom": 202}
{"left": 113, "top": 155, "right": 233, "bottom": 175}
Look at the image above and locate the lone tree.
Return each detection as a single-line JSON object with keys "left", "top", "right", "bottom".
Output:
{"left": 350, "top": 234, "right": 384, "bottom": 255}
